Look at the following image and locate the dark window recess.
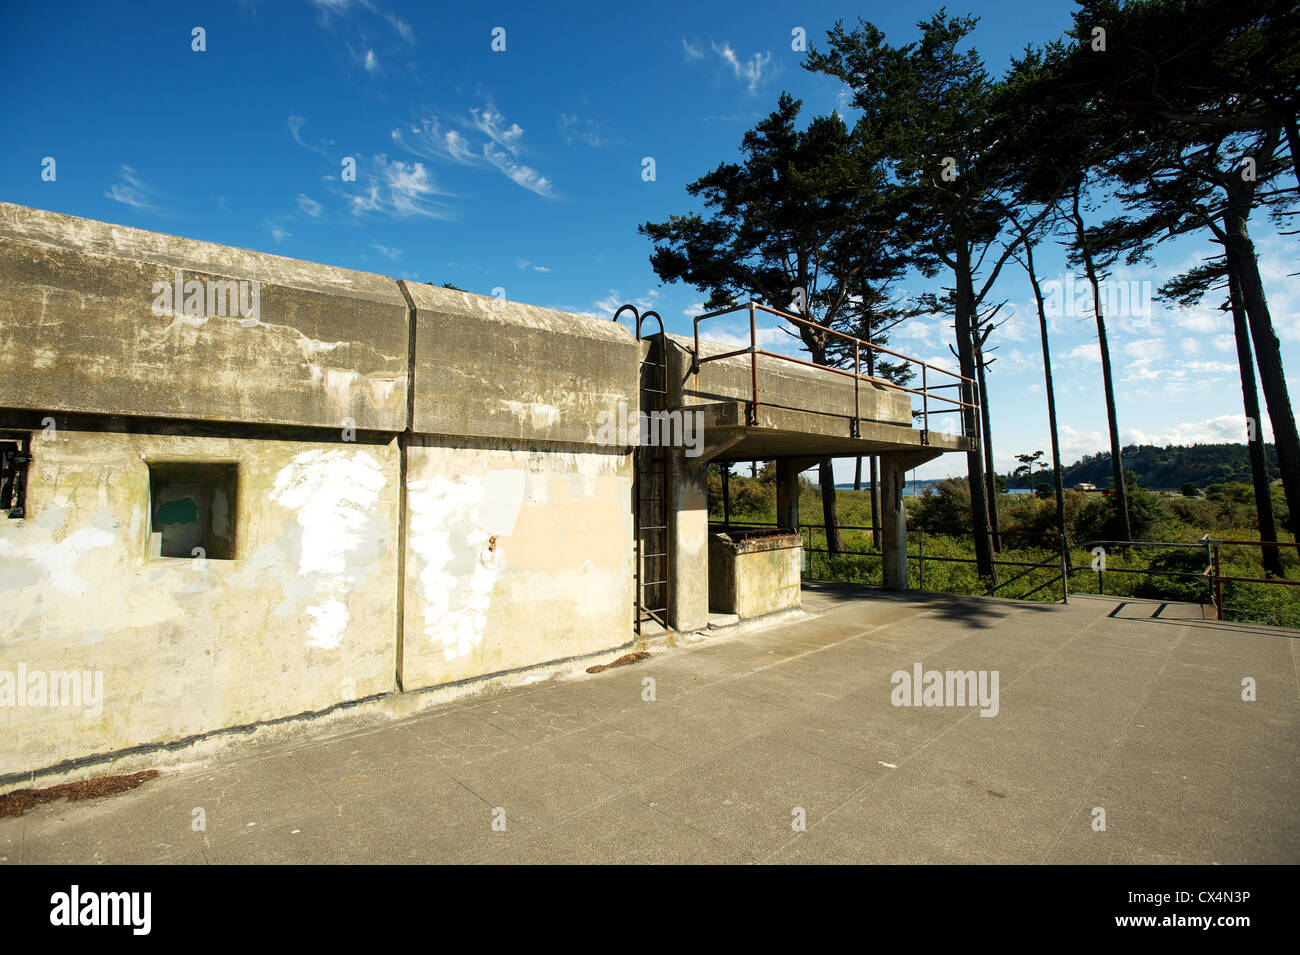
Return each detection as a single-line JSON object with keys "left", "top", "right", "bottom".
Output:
{"left": 148, "top": 462, "right": 238, "bottom": 560}
{"left": 1, "top": 436, "right": 31, "bottom": 519}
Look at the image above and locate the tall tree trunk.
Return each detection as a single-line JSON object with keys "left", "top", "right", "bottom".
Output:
{"left": 1024, "top": 235, "right": 1069, "bottom": 556}
{"left": 974, "top": 333, "right": 1002, "bottom": 552}
{"left": 819, "top": 459, "right": 842, "bottom": 554}
{"left": 1072, "top": 187, "right": 1132, "bottom": 541}
{"left": 1223, "top": 198, "right": 1300, "bottom": 538}
{"left": 1228, "top": 261, "right": 1285, "bottom": 576}
{"left": 1282, "top": 110, "right": 1300, "bottom": 194}
{"left": 954, "top": 216, "right": 997, "bottom": 581}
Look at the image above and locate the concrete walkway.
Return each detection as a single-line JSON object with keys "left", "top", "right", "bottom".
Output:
{"left": 3, "top": 584, "right": 1297, "bottom": 864}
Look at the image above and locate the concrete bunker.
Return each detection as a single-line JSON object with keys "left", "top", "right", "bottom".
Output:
{"left": 0, "top": 203, "right": 972, "bottom": 781}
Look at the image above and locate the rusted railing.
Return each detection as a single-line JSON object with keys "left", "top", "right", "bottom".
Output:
{"left": 1074, "top": 537, "right": 1300, "bottom": 621}
{"left": 692, "top": 301, "right": 979, "bottom": 443}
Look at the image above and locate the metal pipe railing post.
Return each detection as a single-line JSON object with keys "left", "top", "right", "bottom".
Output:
{"left": 721, "top": 465, "right": 730, "bottom": 529}
{"left": 1059, "top": 533, "right": 1069, "bottom": 603}
{"left": 1206, "top": 545, "right": 1216, "bottom": 621}
{"left": 922, "top": 363, "right": 929, "bottom": 440}
{"left": 748, "top": 302, "right": 759, "bottom": 426}
{"left": 853, "top": 340, "right": 860, "bottom": 437}
{"left": 919, "top": 527, "right": 925, "bottom": 591}
{"left": 1204, "top": 534, "right": 1214, "bottom": 610}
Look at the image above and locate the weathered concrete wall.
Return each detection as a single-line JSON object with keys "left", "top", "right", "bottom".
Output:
{"left": 398, "top": 282, "right": 640, "bottom": 688}
{"left": 0, "top": 203, "right": 410, "bottom": 431}
{"left": 404, "top": 282, "right": 639, "bottom": 444}
{"left": 0, "top": 427, "right": 400, "bottom": 774}
{"left": 401, "top": 437, "right": 634, "bottom": 690}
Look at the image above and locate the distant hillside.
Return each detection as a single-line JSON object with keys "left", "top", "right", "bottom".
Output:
{"left": 1008, "top": 442, "right": 1279, "bottom": 491}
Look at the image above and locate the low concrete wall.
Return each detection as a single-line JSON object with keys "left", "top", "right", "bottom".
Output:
{"left": 0, "top": 426, "right": 400, "bottom": 775}
{"left": 665, "top": 333, "right": 912, "bottom": 428}
{"left": 708, "top": 530, "right": 803, "bottom": 619}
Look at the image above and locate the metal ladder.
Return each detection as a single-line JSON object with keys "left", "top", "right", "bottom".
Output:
{"left": 613, "top": 305, "right": 671, "bottom": 638}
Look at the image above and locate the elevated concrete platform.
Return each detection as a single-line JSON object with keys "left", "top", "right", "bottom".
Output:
{"left": 693, "top": 400, "right": 961, "bottom": 462}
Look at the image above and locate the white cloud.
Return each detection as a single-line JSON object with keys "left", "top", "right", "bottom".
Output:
{"left": 297, "top": 194, "right": 323, "bottom": 217}
{"left": 469, "top": 107, "right": 524, "bottom": 150}
{"left": 558, "top": 113, "right": 611, "bottom": 148}
{"left": 393, "top": 105, "right": 556, "bottom": 198}
{"left": 288, "top": 115, "right": 331, "bottom": 156}
{"left": 348, "top": 155, "right": 453, "bottom": 219}
{"left": 1065, "top": 342, "right": 1101, "bottom": 364}
{"left": 264, "top": 221, "right": 291, "bottom": 243}
{"left": 483, "top": 143, "right": 553, "bottom": 197}
{"left": 371, "top": 243, "right": 402, "bottom": 260}
{"left": 1124, "top": 413, "right": 1269, "bottom": 447}
{"left": 681, "top": 38, "right": 705, "bottom": 61}
{"left": 105, "top": 166, "right": 164, "bottom": 213}
{"left": 710, "top": 41, "right": 772, "bottom": 93}
{"left": 385, "top": 13, "right": 414, "bottom": 44}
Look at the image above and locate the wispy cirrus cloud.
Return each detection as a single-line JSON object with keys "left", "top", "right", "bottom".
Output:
{"left": 263, "top": 220, "right": 291, "bottom": 243}
{"left": 711, "top": 41, "right": 774, "bottom": 93}
{"left": 105, "top": 166, "right": 166, "bottom": 213}
{"left": 348, "top": 155, "right": 453, "bottom": 219}
{"left": 558, "top": 112, "right": 616, "bottom": 148}
{"left": 288, "top": 115, "right": 332, "bottom": 156}
{"left": 683, "top": 39, "right": 777, "bottom": 93}
{"left": 392, "top": 104, "right": 556, "bottom": 198}
{"left": 309, "top": 0, "right": 413, "bottom": 44}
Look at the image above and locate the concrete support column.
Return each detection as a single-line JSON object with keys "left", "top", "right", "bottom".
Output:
{"left": 667, "top": 450, "right": 710, "bottom": 633}
{"left": 776, "top": 458, "right": 800, "bottom": 531}
{"left": 880, "top": 453, "right": 910, "bottom": 590}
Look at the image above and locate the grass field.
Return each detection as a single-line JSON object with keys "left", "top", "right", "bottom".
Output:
{"left": 708, "top": 473, "right": 1300, "bottom": 628}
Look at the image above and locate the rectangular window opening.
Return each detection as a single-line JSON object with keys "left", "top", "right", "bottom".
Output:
{"left": 0, "top": 433, "right": 32, "bottom": 519}
{"left": 148, "top": 462, "right": 238, "bottom": 560}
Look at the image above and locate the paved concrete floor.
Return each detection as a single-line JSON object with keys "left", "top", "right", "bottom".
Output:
{"left": 2, "top": 584, "right": 1297, "bottom": 864}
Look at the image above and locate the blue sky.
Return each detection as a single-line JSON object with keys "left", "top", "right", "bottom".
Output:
{"left": 2, "top": 0, "right": 1296, "bottom": 481}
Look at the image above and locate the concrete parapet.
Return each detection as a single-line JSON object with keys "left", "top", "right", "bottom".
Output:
{"left": 0, "top": 203, "right": 411, "bottom": 432}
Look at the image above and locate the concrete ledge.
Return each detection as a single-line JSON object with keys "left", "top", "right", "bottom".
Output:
{"left": 0, "top": 203, "right": 410, "bottom": 431}
{"left": 404, "top": 281, "right": 639, "bottom": 445}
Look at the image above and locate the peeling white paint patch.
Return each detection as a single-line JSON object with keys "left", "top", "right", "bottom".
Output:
{"left": 0, "top": 526, "right": 117, "bottom": 598}
{"left": 481, "top": 469, "right": 525, "bottom": 536}
{"left": 324, "top": 369, "right": 359, "bottom": 406}
{"left": 367, "top": 377, "right": 401, "bottom": 405}
{"left": 407, "top": 476, "right": 504, "bottom": 662}
{"left": 295, "top": 336, "right": 348, "bottom": 358}
{"left": 502, "top": 400, "right": 560, "bottom": 429}
{"left": 305, "top": 598, "right": 349, "bottom": 649}
{"left": 270, "top": 449, "right": 387, "bottom": 649}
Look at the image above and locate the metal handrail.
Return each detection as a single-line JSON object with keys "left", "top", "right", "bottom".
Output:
{"left": 691, "top": 301, "right": 978, "bottom": 441}
{"left": 1072, "top": 536, "right": 1299, "bottom": 621}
